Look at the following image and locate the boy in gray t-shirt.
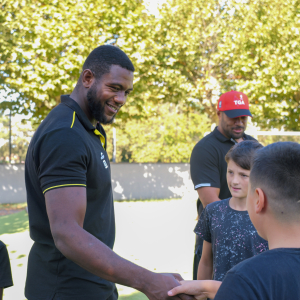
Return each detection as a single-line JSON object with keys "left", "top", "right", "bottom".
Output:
{"left": 194, "top": 140, "right": 268, "bottom": 281}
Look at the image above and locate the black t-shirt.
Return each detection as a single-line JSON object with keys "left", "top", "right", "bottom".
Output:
{"left": 25, "top": 95, "right": 116, "bottom": 300}
{"left": 0, "top": 241, "right": 13, "bottom": 289}
{"left": 194, "top": 198, "right": 268, "bottom": 281}
{"left": 214, "top": 248, "right": 300, "bottom": 300}
{"left": 190, "top": 127, "right": 255, "bottom": 251}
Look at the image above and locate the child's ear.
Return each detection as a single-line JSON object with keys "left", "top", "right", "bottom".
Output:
{"left": 255, "top": 188, "right": 266, "bottom": 214}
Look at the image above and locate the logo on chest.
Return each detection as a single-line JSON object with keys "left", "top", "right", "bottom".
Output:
{"left": 101, "top": 152, "right": 108, "bottom": 169}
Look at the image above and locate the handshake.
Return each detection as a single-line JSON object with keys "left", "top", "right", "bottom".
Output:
{"left": 142, "top": 273, "right": 220, "bottom": 300}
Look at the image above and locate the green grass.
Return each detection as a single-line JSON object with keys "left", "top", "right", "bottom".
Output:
{"left": 0, "top": 210, "right": 29, "bottom": 235}
{"left": 0, "top": 203, "right": 27, "bottom": 210}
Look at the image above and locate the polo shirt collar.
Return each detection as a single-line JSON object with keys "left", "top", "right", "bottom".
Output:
{"left": 61, "top": 95, "right": 95, "bottom": 131}
{"left": 213, "top": 126, "right": 247, "bottom": 143}
{"left": 61, "top": 95, "right": 106, "bottom": 149}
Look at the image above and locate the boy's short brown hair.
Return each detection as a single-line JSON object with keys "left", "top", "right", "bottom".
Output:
{"left": 250, "top": 142, "right": 300, "bottom": 221}
{"left": 225, "top": 140, "right": 263, "bottom": 170}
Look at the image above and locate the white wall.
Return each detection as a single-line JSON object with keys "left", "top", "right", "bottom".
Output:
{"left": 0, "top": 163, "right": 197, "bottom": 203}
{"left": 0, "top": 164, "right": 26, "bottom": 203}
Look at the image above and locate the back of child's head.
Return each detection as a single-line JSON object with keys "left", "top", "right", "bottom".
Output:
{"left": 225, "top": 140, "right": 263, "bottom": 170}
{"left": 250, "top": 142, "right": 300, "bottom": 222}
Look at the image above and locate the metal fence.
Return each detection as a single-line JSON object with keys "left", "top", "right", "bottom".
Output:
{"left": 0, "top": 114, "right": 34, "bottom": 164}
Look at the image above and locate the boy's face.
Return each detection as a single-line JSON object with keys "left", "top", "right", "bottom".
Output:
{"left": 227, "top": 160, "right": 250, "bottom": 200}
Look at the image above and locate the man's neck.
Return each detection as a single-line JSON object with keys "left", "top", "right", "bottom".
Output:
{"left": 70, "top": 90, "right": 95, "bottom": 126}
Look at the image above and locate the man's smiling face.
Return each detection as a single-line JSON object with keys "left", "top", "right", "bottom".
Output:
{"left": 87, "top": 65, "right": 134, "bottom": 124}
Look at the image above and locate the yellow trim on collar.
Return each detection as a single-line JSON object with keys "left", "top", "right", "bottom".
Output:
{"left": 70, "top": 111, "right": 76, "bottom": 128}
{"left": 43, "top": 184, "right": 86, "bottom": 194}
{"left": 94, "top": 129, "right": 106, "bottom": 149}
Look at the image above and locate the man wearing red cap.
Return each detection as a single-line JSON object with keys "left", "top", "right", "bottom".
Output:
{"left": 190, "top": 90, "right": 255, "bottom": 279}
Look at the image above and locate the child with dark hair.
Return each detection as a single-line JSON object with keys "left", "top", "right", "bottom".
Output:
{"left": 194, "top": 140, "right": 268, "bottom": 282}
{"left": 0, "top": 240, "right": 13, "bottom": 300}
{"left": 168, "top": 141, "right": 300, "bottom": 299}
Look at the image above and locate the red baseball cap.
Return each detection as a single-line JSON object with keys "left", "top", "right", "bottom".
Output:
{"left": 217, "top": 90, "right": 252, "bottom": 118}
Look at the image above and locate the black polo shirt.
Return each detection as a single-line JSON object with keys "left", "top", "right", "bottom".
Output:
{"left": 25, "top": 95, "right": 116, "bottom": 300}
{"left": 190, "top": 127, "right": 254, "bottom": 250}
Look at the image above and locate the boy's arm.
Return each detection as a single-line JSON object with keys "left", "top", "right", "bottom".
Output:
{"left": 168, "top": 280, "right": 222, "bottom": 300}
{"left": 197, "top": 241, "right": 213, "bottom": 280}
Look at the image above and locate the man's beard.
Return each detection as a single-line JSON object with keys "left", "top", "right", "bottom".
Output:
{"left": 86, "top": 86, "right": 116, "bottom": 125}
{"left": 227, "top": 126, "right": 245, "bottom": 139}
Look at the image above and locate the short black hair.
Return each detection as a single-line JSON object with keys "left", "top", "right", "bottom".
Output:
{"left": 225, "top": 140, "right": 263, "bottom": 170}
{"left": 250, "top": 142, "right": 300, "bottom": 221}
{"left": 82, "top": 45, "right": 135, "bottom": 79}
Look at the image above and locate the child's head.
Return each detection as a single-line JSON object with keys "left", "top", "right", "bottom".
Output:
{"left": 225, "top": 141, "right": 263, "bottom": 200}
{"left": 225, "top": 140, "right": 264, "bottom": 171}
{"left": 248, "top": 142, "right": 300, "bottom": 226}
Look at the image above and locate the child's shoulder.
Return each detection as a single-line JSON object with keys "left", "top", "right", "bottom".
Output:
{"left": 0, "top": 240, "right": 6, "bottom": 249}
{"left": 229, "top": 248, "right": 300, "bottom": 277}
{"left": 206, "top": 198, "right": 231, "bottom": 212}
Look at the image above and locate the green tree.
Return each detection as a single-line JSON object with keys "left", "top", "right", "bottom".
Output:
{"left": 151, "top": 0, "right": 300, "bottom": 129}
{"left": 105, "top": 103, "right": 211, "bottom": 162}
{"left": 0, "top": 0, "right": 154, "bottom": 124}
{"left": 1, "top": 0, "right": 300, "bottom": 163}
{"left": 225, "top": 0, "right": 300, "bottom": 130}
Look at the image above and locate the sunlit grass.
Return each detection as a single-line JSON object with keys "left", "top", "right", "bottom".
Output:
{"left": 0, "top": 203, "right": 27, "bottom": 210}
{"left": 0, "top": 210, "right": 29, "bottom": 235}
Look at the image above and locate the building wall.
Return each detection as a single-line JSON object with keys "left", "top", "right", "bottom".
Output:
{"left": 0, "top": 163, "right": 197, "bottom": 203}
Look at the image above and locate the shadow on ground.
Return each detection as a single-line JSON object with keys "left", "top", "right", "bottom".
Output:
{"left": 0, "top": 211, "right": 29, "bottom": 235}
{"left": 119, "top": 291, "right": 148, "bottom": 300}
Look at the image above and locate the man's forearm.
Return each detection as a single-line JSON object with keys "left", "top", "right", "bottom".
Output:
{"left": 201, "top": 197, "right": 220, "bottom": 208}
{"left": 53, "top": 223, "right": 154, "bottom": 293}
{"left": 197, "top": 187, "right": 220, "bottom": 208}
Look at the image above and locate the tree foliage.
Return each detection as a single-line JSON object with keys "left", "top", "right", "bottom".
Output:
{"left": 154, "top": 0, "right": 300, "bottom": 129}
{"left": 0, "top": 0, "right": 151, "bottom": 124}
{"left": 105, "top": 103, "right": 211, "bottom": 162}
{"left": 1, "top": 0, "right": 300, "bottom": 162}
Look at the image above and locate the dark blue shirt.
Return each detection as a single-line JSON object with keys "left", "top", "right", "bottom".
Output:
{"left": 194, "top": 198, "right": 268, "bottom": 281}
{"left": 0, "top": 241, "right": 13, "bottom": 289}
{"left": 215, "top": 248, "right": 300, "bottom": 300}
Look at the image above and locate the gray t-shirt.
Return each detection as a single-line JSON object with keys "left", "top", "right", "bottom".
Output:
{"left": 194, "top": 198, "right": 268, "bottom": 281}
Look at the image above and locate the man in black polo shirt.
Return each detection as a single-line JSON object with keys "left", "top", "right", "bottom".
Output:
{"left": 190, "top": 90, "right": 255, "bottom": 279}
{"left": 25, "top": 45, "right": 192, "bottom": 300}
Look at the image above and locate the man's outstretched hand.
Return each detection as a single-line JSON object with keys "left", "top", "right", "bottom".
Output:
{"left": 142, "top": 273, "right": 196, "bottom": 300}
{"left": 167, "top": 280, "right": 222, "bottom": 300}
